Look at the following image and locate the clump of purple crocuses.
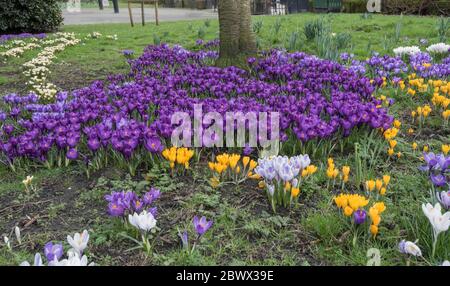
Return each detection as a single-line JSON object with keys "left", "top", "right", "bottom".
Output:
{"left": 0, "top": 33, "right": 46, "bottom": 43}
{"left": 0, "top": 44, "right": 394, "bottom": 172}
{"left": 105, "top": 187, "right": 160, "bottom": 219}
{"left": 419, "top": 152, "right": 450, "bottom": 188}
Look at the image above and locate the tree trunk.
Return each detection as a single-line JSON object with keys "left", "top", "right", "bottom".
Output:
{"left": 238, "top": 0, "right": 257, "bottom": 55}
{"left": 217, "top": 0, "right": 257, "bottom": 68}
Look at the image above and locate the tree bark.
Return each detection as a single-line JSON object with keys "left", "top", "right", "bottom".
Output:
{"left": 217, "top": 0, "right": 257, "bottom": 68}
{"left": 238, "top": 0, "right": 257, "bottom": 55}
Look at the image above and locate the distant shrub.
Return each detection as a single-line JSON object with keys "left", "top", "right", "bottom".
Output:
{"left": 0, "top": 0, "right": 63, "bottom": 34}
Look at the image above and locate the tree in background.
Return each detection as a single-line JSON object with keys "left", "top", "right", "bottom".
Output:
{"left": 216, "top": 0, "right": 257, "bottom": 67}
{"left": 0, "top": 0, "right": 63, "bottom": 34}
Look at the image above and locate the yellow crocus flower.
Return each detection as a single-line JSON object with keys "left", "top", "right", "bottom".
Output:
{"left": 342, "top": 166, "right": 350, "bottom": 177}
{"left": 375, "top": 179, "right": 383, "bottom": 191}
{"left": 388, "top": 148, "right": 394, "bottom": 156}
{"left": 370, "top": 225, "right": 379, "bottom": 237}
{"left": 291, "top": 188, "right": 300, "bottom": 198}
{"left": 382, "top": 175, "right": 390, "bottom": 186}
{"left": 366, "top": 180, "right": 375, "bottom": 192}
{"left": 249, "top": 160, "right": 257, "bottom": 171}
{"left": 242, "top": 156, "right": 250, "bottom": 168}
{"left": 344, "top": 206, "right": 353, "bottom": 217}
{"left": 389, "top": 140, "right": 397, "bottom": 149}
{"left": 442, "top": 144, "right": 450, "bottom": 155}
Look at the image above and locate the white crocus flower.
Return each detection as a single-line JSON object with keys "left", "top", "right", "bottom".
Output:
{"left": 403, "top": 241, "right": 422, "bottom": 257}
{"left": 128, "top": 210, "right": 157, "bottom": 232}
{"left": 54, "top": 251, "right": 94, "bottom": 266}
{"left": 442, "top": 260, "right": 450, "bottom": 266}
{"left": 393, "top": 46, "right": 421, "bottom": 56}
{"left": 426, "top": 43, "right": 450, "bottom": 54}
{"left": 422, "top": 203, "right": 450, "bottom": 236}
{"left": 20, "top": 253, "right": 43, "bottom": 266}
{"left": 422, "top": 203, "right": 450, "bottom": 258}
{"left": 3, "top": 236, "right": 11, "bottom": 250}
{"left": 67, "top": 230, "right": 89, "bottom": 255}
{"left": 15, "top": 226, "right": 21, "bottom": 244}
{"left": 22, "top": 175, "right": 33, "bottom": 186}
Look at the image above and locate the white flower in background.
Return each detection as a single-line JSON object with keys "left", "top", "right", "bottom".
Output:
{"left": 1, "top": 43, "right": 40, "bottom": 58}
{"left": 398, "top": 240, "right": 422, "bottom": 257}
{"left": 3, "top": 236, "right": 11, "bottom": 250}
{"left": 426, "top": 43, "right": 450, "bottom": 54}
{"left": 422, "top": 202, "right": 450, "bottom": 258}
{"left": 20, "top": 253, "right": 43, "bottom": 266}
{"left": 128, "top": 210, "right": 157, "bottom": 232}
{"left": 22, "top": 175, "right": 34, "bottom": 186}
{"left": 422, "top": 203, "right": 450, "bottom": 235}
{"left": 442, "top": 260, "right": 450, "bottom": 266}
{"left": 14, "top": 226, "right": 21, "bottom": 244}
{"left": 106, "top": 34, "right": 118, "bottom": 40}
{"left": 393, "top": 46, "right": 421, "bottom": 56}
{"left": 21, "top": 32, "right": 82, "bottom": 100}
{"left": 67, "top": 230, "right": 89, "bottom": 255}
{"left": 88, "top": 32, "right": 102, "bottom": 39}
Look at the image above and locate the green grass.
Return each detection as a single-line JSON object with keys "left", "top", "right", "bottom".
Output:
{"left": 0, "top": 13, "right": 449, "bottom": 266}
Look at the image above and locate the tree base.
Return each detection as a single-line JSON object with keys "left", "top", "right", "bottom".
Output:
{"left": 215, "top": 54, "right": 252, "bottom": 70}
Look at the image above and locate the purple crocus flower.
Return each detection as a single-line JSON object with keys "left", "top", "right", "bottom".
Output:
{"left": 0, "top": 112, "right": 6, "bottom": 121}
{"left": 398, "top": 240, "right": 407, "bottom": 253}
{"left": 437, "top": 190, "right": 450, "bottom": 209}
{"left": 430, "top": 173, "right": 447, "bottom": 187}
{"left": 132, "top": 200, "right": 144, "bottom": 212}
{"left": 143, "top": 187, "right": 161, "bottom": 205}
{"left": 107, "top": 202, "right": 125, "bottom": 217}
{"left": 420, "top": 152, "right": 438, "bottom": 171}
{"left": 144, "top": 137, "right": 163, "bottom": 153}
{"left": 66, "top": 148, "right": 78, "bottom": 160}
{"left": 122, "top": 50, "right": 134, "bottom": 56}
{"left": 87, "top": 138, "right": 101, "bottom": 151}
{"left": 179, "top": 231, "right": 189, "bottom": 249}
{"left": 434, "top": 154, "right": 450, "bottom": 172}
{"left": 353, "top": 209, "right": 367, "bottom": 225}
{"left": 193, "top": 216, "right": 213, "bottom": 236}
{"left": 148, "top": 207, "right": 158, "bottom": 218}
{"left": 43, "top": 242, "right": 63, "bottom": 262}
{"left": 419, "top": 39, "right": 428, "bottom": 46}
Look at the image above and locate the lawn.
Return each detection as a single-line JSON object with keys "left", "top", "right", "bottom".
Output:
{"left": 0, "top": 12, "right": 449, "bottom": 266}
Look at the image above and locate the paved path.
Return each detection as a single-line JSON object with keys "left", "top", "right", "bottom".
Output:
{"left": 63, "top": 8, "right": 217, "bottom": 25}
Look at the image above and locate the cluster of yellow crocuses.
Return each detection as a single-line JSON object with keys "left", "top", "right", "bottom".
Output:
{"left": 383, "top": 126, "right": 402, "bottom": 158}
{"left": 326, "top": 158, "right": 350, "bottom": 188}
{"left": 162, "top": 147, "right": 195, "bottom": 170}
{"left": 334, "top": 193, "right": 387, "bottom": 237}
{"left": 208, "top": 153, "right": 259, "bottom": 187}
{"left": 368, "top": 202, "right": 386, "bottom": 237}
{"left": 365, "top": 175, "right": 390, "bottom": 196}
{"left": 383, "top": 127, "right": 399, "bottom": 141}
{"left": 334, "top": 194, "right": 369, "bottom": 216}
{"left": 402, "top": 76, "right": 449, "bottom": 123}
